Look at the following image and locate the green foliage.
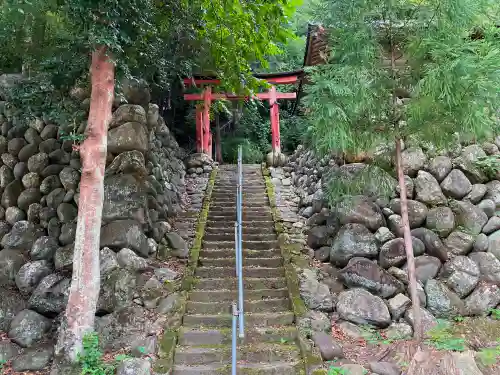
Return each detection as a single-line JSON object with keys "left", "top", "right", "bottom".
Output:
{"left": 360, "top": 325, "right": 399, "bottom": 345}
{"left": 475, "top": 155, "right": 500, "bottom": 179}
{"left": 477, "top": 342, "right": 500, "bottom": 366}
{"left": 327, "top": 366, "right": 349, "bottom": 375}
{"left": 425, "top": 321, "right": 467, "bottom": 352}
{"left": 0, "top": 359, "right": 6, "bottom": 371}
{"left": 304, "top": 0, "right": 500, "bottom": 158}
{"left": 490, "top": 308, "right": 500, "bottom": 320}
{"left": 222, "top": 137, "right": 264, "bottom": 164}
{"left": 78, "top": 333, "right": 114, "bottom": 375}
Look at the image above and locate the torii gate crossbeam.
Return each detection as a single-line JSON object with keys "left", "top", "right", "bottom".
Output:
{"left": 183, "top": 73, "right": 300, "bottom": 159}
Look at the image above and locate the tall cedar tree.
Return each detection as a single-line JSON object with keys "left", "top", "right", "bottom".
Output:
{"left": 305, "top": 0, "right": 500, "bottom": 340}
{"left": 0, "top": 0, "right": 300, "bottom": 367}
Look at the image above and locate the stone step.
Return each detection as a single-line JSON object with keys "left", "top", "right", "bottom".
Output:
{"left": 189, "top": 288, "right": 289, "bottom": 303}
{"left": 200, "top": 257, "right": 282, "bottom": 268}
{"left": 209, "top": 207, "right": 272, "bottom": 214}
{"left": 206, "top": 220, "right": 275, "bottom": 228}
{"left": 210, "top": 192, "right": 265, "bottom": 198}
{"left": 199, "top": 248, "right": 281, "bottom": 259}
{"left": 203, "top": 233, "right": 276, "bottom": 242}
{"left": 172, "top": 361, "right": 302, "bottom": 375}
{"left": 204, "top": 226, "right": 273, "bottom": 235}
{"left": 174, "top": 343, "right": 300, "bottom": 365}
{"left": 195, "top": 266, "right": 284, "bottom": 279}
{"left": 208, "top": 213, "right": 273, "bottom": 221}
{"left": 194, "top": 277, "right": 287, "bottom": 290}
{"left": 182, "top": 311, "right": 294, "bottom": 328}
{"left": 203, "top": 240, "right": 277, "bottom": 250}
{"left": 211, "top": 199, "right": 269, "bottom": 205}
{"left": 177, "top": 326, "right": 297, "bottom": 346}
{"left": 186, "top": 298, "right": 290, "bottom": 314}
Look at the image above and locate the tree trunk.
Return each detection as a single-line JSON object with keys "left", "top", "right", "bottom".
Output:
{"left": 55, "top": 46, "right": 114, "bottom": 363}
{"left": 395, "top": 137, "right": 422, "bottom": 341}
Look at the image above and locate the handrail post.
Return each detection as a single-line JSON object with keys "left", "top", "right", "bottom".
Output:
{"left": 231, "top": 303, "right": 238, "bottom": 375}
{"left": 237, "top": 145, "right": 245, "bottom": 339}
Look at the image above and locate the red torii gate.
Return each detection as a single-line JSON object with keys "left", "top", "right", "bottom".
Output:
{"left": 183, "top": 71, "right": 302, "bottom": 161}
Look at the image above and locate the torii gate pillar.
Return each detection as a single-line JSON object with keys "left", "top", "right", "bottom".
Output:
{"left": 269, "top": 85, "right": 281, "bottom": 154}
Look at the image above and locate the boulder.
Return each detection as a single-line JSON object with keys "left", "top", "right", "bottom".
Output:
{"left": 108, "top": 122, "right": 149, "bottom": 155}
{"left": 121, "top": 78, "right": 151, "bottom": 107}
{"left": 30, "top": 236, "right": 58, "bottom": 261}
{"left": 404, "top": 307, "right": 437, "bottom": 334}
{"left": 340, "top": 257, "right": 404, "bottom": 298}
{"left": 54, "top": 244, "right": 74, "bottom": 271}
{"left": 464, "top": 281, "right": 500, "bottom": 316}
{"left": 117, "top": 248, "right": 149, "bottom": 271}
{"left": 414, "top": 171, "right": 446, "bottom": 206}
{"left": 299, "top": 269, "right": 334, "bottom": 312}
{"left": 401, "top": 147, "right": 427, "bottom": 177}
{"left": 59, "top": 167, "right": 80, "bottom": 191}
{"left": 103, "top": 174, "right": 147, "bottom": 224}
{"left": 97, "top": 268, "right": 136, "bottom": 314}
{"left": 411, "top": 227, "right": 448, "bottom": 262}
{"left": 440, "top": 256, "right": 479, "bottom": 298}
{"left": 185, "top": 153, "right": 212, "bottom": 169}
{"left": 116, "top": 358, "right": 151, "bottom": 375}
{"left": 307, "top": 225, "right": 330, "bottom": 249}
{"left": 11, "top": 346, "right": 53, "bottom": 372}
{"left": 1, "top": 220, "right": 37, "bottom": 250}
{"left": 427, "top": 156, "right": 452, "bottom": 182}
{"left": 388, "top": 199, "right": 427, "bottom": 228}
{"left": 425, "top": 207, "right": 455, "bottom": 237}
{"left": 464, "top": 184, "right": 487, "bottom": 204}
{"left": 100, "top": 247, "right": 120, "bottom": 276}
{"left": 440, "top": 169, "right": 472, "bottom": 199}
{"left": 15, "top": 260, "right": 52, "bottom": 294}
{"left": 0, "top": 249, "right": 25, "bottom": 286}
{"left": 163, "top": 232, "right": 187, "bottom": 258}
{"left": 110, "top": 104, "right": 147, "bottom": 129}
{"left": 424, "top": 279, "right": 465, "bottom": 318}
{"left": 444, "top": 231, "right": 475, "bottom": 256}
{"left": 8, "top": 309, "right": 51, "bottom": 348}
{"left": 468, "top": 252, "right": 500, "bottom": 283}
{"left": 483, "top": 217, "right": 500, "bottom": 235}
{"left": 379, "top": 237, "right": 425, "bottom": 269}
{"left": 387, "top": 293, "right": 411, "bottom": 320}
{"left": 100, "top": 220, "right": 149, "bottom": 257}
{"left": 406, "top": 255, "right": 442, "bottom": 283}
{"left": 28, "top": 273, "right": 70, "bottom": 315}
{"left": 449, "top": 200, "right": 488, "bottom": 235}
{"left": 488, "top": 229, "right": 500, "bottom": 259}
{"left": 0, "top": 288, "right": 27, "bottom": 331}
{"left": 312, "top": 332, "right": 344, "bottom": 361}
{"left": 330, "top": 224, "right": 379, "bottom": 267}
{"left": 336, "top": 195, "right": 386, "bottom": 231}
{"left": 336, "top": 288, "right": 391, "bottom": 328}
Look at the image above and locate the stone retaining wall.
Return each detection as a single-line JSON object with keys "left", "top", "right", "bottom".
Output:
{"left": 0, "top": 80, "right": 212, "bottom": 373}
{"left": 270, "top": 139, "right": 500, "bottom": 342}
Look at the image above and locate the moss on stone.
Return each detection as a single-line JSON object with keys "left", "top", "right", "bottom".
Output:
{"left": 262, "top": 165, "right": 326, "bottom": 375}
{"left": 155, "top": 168, "right": 217, "bottom": 374}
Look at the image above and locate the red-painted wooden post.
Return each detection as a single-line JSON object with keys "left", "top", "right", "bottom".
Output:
{"left": 208, "top": 132, "right": 213, "bottom": 159}
{"left": 269, "top": 85, "right": 281, "bottom": 153}
{"left": 202, "top": 86, "right": 212, "bottom": 154}
{"left": 195, "top": 104, "right": 203, "bottom": 153}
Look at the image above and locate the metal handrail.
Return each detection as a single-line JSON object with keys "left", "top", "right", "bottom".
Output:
{"left": 232, "top": 145, "right": 245, "bottom": 375}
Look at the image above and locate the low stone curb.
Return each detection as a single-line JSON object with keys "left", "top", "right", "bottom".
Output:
{"left": 155, "top": 167, "right": 218, "bottom": 374}
{"left": 262, "top": 165, "right": 328, "bottom": 375}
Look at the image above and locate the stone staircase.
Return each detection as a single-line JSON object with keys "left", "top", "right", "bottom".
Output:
{"left": 173, "top": 165, "right": 303, "bottom": 374}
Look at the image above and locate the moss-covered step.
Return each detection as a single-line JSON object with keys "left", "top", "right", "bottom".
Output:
{"left": 202, "top": 240, "right": 277, "bottom": 250}
{"left": 177, "top": 326, "right": 298, "bottom": 346}
{"left": 173, "top": 361, "right": 303, "bottom": 375}
{"left": 207, "top": 213, "right": 274, "bottom": 222}
{"left": 174, "top": 343, "right": 301, "bottom": 365}
{"left": 200, "top": 257, "right": 282, "bottom": 268}
{"left": 195, "top": 266, "right": 285, "bottom": 278}
{"left": 199, "top": 248, "right": 282, "bottom": 259}
{"left": 203, "top": 232, "right": 277, "bottom": 242}
{"left": 189, "top": 288, "right": 290, "bottom": 303}
{"left": 185, "top": 298, "right": 291, "bottom": 314}
{"left": 194, "top": 277, "right": 288, "bottom": 290}
{"left": 206, "top": 219, "right": 275, "bottom": 228}
{"left": 182, "top": 311, "right": 294, "bottom": 327}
